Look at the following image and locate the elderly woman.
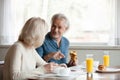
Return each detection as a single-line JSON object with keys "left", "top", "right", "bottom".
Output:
{"left": 3, "top": 17, "right": 58, "bottom": 80}
{"left": 36, "top": 13, "right": 70, "bottom": 64}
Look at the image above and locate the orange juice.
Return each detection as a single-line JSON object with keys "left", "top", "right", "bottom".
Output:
{"left": 103, "top": 55, "right": 109, "bottom": 67}
{"left": 86, "top": 58, "right": 93, "bottom": 73}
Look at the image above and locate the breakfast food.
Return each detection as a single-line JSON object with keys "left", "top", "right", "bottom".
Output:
{"left": 98, "top": 64, "right": 106, "bottom": 71}
{"left": 67, "top": 51, "right": 78, "bottom": 67}
{"left": 70, "top": 51, "right": 77, "bottom": 62}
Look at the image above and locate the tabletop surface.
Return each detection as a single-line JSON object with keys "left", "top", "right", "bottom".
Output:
{"left": 31, "top": 73, "right": 120, "bottom": 80}
{"left": 1, "top": 64, "right": 120, "bottom": 80}
{"left": 29, "top": 65, "right": 120, "bottom": 80}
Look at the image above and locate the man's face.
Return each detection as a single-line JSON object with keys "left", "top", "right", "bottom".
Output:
{"left": 50, "top": 19, "right": 67, "bottom": 40}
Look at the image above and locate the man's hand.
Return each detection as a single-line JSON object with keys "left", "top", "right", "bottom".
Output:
{"left": 43, "top": 51, "right": 65, "bottom": 62}
{"left": 52, "top": 51, "right": 65, "bottom": 60}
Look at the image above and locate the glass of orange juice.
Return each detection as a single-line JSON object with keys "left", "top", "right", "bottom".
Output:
{"left": 103, "top": 51, "right": 110, "bottom": 67}
{"left": 86, "top": 54, "right": 94, "bottom": 74}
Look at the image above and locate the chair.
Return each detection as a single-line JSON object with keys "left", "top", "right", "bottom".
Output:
{"left": 0, "top": 64, "right": 4, "bottom": 80}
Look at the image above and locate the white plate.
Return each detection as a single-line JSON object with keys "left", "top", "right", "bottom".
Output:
{"left": 56, "top": 74, "right": 71, "bottom": 77}
{"left": 96, "top": 68, "right": 120, "bottom": 73}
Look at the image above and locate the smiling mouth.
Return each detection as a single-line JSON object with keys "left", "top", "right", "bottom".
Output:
{"left": 53, "top": 32, "right": 59, "bottom": 35}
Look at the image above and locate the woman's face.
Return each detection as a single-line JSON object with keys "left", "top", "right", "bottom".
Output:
{"left": 50, "top": 19, "right": 67, "bottom": 40}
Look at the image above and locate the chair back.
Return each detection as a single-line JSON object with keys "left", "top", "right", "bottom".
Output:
{"left": 0, "top": 64, "right": 4, "bottom": 80}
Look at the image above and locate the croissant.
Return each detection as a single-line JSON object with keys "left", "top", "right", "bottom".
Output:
{"left": 67, "top": 51, "right": 78, "bottom": 67}
{"left": 98, "top": 64, "right": 106, "bottom": 71}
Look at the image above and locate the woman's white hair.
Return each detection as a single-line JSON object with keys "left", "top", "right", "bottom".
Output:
{"left": 18, "top": 17, "right": 48, "bottom": 48}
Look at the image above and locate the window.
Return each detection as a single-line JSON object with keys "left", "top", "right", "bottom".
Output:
{"left": 0, "top": 0, "right": 116, "bottom": 45}
{"left": 46, "top": 0, "right": 116, "bottom": 45}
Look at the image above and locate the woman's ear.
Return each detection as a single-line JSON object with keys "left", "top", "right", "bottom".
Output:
{"left": 65, "top": 26, "right": 69, "bottom": 31}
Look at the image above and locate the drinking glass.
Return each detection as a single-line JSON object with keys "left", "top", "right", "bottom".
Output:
{"left": 86, "top": 54, "right": 94, "bottom": 74}
{"left": 103, "top": 51, "right": 110, "bottom": 67}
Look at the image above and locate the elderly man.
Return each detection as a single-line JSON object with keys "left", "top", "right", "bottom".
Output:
{"left": 36, "top": 13, "right": 70, "bottom": 64}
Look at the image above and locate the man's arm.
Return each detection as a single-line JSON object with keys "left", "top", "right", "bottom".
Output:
{"left": 36, "top": 46, "right": 44, "bottom": 57}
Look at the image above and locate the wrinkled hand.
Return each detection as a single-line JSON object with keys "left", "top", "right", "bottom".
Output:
{"left": 43, "top": 51, "right": 65, "bottom": 62}
{"left": 52, "top": 51, "right": 65, "bottom": 60}
{"left": 44, "top": 62, "right": 58, "bottom": 73}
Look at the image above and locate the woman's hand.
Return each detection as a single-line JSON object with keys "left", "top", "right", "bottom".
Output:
{"left": 59, "top": 63, "right": 67, "bottom": 68}
{"left": 43, "top": 62, "right": 58, "bottom": 73}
